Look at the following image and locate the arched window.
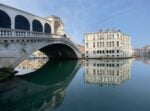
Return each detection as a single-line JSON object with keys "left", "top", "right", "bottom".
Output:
{"left": 32, "top": 20, "right": 43, "bottom": 32}
{"left": 15, "top": 15, "right": 30, "bottom": 30}
{"left": 0, "top": 10, "right": 11, "bottom": 28}
{"left": 44, "top": 23, "right": 51, "bottom": 33}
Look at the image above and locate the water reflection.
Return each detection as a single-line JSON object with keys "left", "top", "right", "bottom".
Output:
{"left": 84, "top": 59, "right": 132, "bottom": 86}
{"left": 15, "top": 59, "right": 48, "bottom": 75}
{"left": 0, "top": 60, "right": 81, "bottom": 111}
{"left": 141, "top": 57, "right": 150, "bottom": 64}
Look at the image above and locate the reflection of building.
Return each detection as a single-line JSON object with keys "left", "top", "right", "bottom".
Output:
{"left": 142, "top": 57, "right": 150, "bottom": 64}
{"left": 30, "top": 50, "right": 47, "bottom": 58}
{"left": 84, "top": 59, "right": 132, "bottom": 85}
{"left": 138, "top": 57, "right": 150, "bottom": 64}
{"left": 84, "top": 29, "right": 132, "bottom": 58}
{"left": 16, "top": 59, "right": 48, "bottom": 70}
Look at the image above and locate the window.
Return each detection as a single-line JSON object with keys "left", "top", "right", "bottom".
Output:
{"left": 109, "top": 42, "right": 111, "bottom": 47}
{"left": 117, "top": 34, "right": 119, "bottom": 38}
{"left": 112, "top": 41, "right": 114, "bottom": 47}
{"left": 86, "top": 43, "right": 88, "bottom": 48}
{"left": 117, "top": 70, "right": 119, "bottom": 76}
{"left": 117, "top": 50, "right": 119, "bottom": 53}
{"left": 117, "top": 41, "right": 119, "bottom": 47}
{"left": 103, "top": 42, "right": 104, "bottom": 47}
{"left": 86, "top": 69, "right": 89, "bottom": 74}
{"left": 100, "top": 42, "right": 102, "bottom": 47}
{"left": 93, "top": 35, "right": 95, "bottom": 40}
{"left": 112, "top": 34, "right": 114, "bottom": 38}
{"left": 107, "top": 42, "right": 108, "bottom": 47}
{"left": 97, "top": 42, "right": 99, "bottom": 47}
{"left": 93, "top": 69, "right": 96, "bottom": 75}
{"left": 93, "top": 42, "right": 95, "bottom": 48}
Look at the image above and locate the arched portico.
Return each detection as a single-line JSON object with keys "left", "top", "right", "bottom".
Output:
{"left": 15, "top": 15, "right": 30, "bottom": 30}
{"left": 32, "top": 19, "right": 43, "bottom": 32}
{"left": 0, "top": 9, "right": 11, "bottom": 28}
{"left": 44, "top": 23, "right": 51, "bottom": 33}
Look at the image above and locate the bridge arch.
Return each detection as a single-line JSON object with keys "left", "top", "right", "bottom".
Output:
{"left": 0, "top": 9, "right": 11, "bottom": 28}
{"left": 15, "top": 15, "right": 30, "bottom": 30}
{"left": 40, "top": 43, "right": 78, "bottom": 59}
{"left": 44, "top": 23, "right": 51, "bottom": 33}
{"left": 32, "top": 19, "right": 43, "bottom": 32}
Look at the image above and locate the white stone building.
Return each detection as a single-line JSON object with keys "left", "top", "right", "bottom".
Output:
{"left": 84, "top": 29, "right": 132, "bottom": 58}
{"left": 84, "top": 59, "right": 132, "bottom": 85}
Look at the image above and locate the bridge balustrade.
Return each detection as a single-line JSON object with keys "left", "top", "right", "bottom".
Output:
{"left": 0, "top": 29, "right": 12, "bottom": 37}
{"left": 0, "top": 28, "right": 80, "bottom": 51}
{"left": 0, "top": 28, "right": 63, "bottom": 38}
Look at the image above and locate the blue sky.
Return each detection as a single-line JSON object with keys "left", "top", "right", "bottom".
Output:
{"left": 0, "top": 0, "right": 150, "bottom": 48}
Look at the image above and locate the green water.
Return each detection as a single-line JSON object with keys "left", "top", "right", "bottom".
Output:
{"left": 0, "top": 58, "right": 150, "bottom": 111}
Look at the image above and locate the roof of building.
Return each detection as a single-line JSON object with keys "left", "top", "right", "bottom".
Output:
{"left": 84, "top": 29, "right": 130, "bottom": 37}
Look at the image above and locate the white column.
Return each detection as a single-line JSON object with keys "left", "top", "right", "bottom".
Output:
{"left": 11, "top": 15, "right": 15, "bottom": 29}
{"left": 30, "top": 22, "right": 32, "bottom": 31}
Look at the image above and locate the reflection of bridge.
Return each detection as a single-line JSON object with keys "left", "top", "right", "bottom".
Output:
{"left": 84, "top": 59, "right": 132, "bottom": 86}
{"left": 0, "top": 3, "right": 81, "bottom": 68}
{"left": 0, "top": 60, "right": 81, "bottom": 111}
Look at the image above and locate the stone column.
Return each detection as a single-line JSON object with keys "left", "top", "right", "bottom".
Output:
{"left": 11, "top": 15, "right": 15, "bottom": 29}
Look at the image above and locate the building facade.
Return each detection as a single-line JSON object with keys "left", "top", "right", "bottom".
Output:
{"left": 84, "top": 29, "right": 132, "bottom": 58}
{"left": 142, "top": 45, "right": 150, "bottom": 57}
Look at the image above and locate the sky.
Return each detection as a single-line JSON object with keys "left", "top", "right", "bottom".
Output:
{"left": 0, "top": 0, "right": 150, "bottom": 48}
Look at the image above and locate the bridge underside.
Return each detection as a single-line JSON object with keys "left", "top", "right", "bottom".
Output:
{"left": 40, "top": 44, "right": 78, "bottom": 59}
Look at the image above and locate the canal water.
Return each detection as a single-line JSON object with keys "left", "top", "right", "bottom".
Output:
{"left": 0, "top": 58, "right": 150, "bottom": 111}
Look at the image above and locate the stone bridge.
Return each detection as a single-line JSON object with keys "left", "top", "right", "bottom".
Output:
{"left": 0, "top": 3, "right": 81, "bottom": 68}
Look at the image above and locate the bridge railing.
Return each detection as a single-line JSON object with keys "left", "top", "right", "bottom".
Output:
{"left": 0, "top": 28, "right": 81, "bottom": 54}
{"left": 0, "top": 28, "right": 63, "bottom": 38}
